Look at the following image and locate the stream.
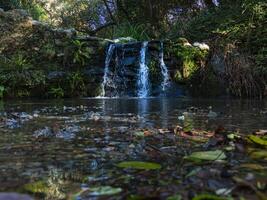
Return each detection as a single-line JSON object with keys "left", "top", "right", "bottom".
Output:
{"left": 0, "top": 98, "right": 266, "bottom": 199}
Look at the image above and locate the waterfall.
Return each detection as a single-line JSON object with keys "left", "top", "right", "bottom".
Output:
{"left": 100, "top": 44, "right": 115, "bottom": 97}
{"left": 137, "top": 41, "right": 150, "bottom": 98}
{"left": 159, "top": 42, "right": 170, "bottom": 91}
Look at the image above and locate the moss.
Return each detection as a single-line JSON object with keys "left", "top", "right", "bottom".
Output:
{"left": 173, "top": 70, "right": 183, "bottom": 83}
{"left": 170, "top": 43, "right": 209, "bottom": 80}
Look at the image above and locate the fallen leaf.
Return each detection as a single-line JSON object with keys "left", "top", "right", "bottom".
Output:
{"left": 184, "top": 150, "right": 226, "bottom": 162}
{"left": 239, "top": 163, "right": 265, "bottom": 170}
{"left": 116, "top": 161, "right": 161, "bottom": 170}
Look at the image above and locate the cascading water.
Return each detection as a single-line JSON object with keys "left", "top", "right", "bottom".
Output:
{"left": 137, "top": 41, "right": 150, "bottom": 98}
{"left": 100, "top": 44, "right": 115, "bottom": 97}
{"left": 159, "top": 42, "right": 170, "bottom": 91}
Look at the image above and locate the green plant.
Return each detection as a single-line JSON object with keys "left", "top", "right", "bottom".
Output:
{"left": 48, "top": 87, "right": 64, "bottom": 99}
{"left": 68, "top": 71, "right": 86, "bottom": 96}
{"left": 72, "top": 40, "right": 92, "bottom": 67}
{"left": 172, "top": 44, "right": 209, "bottom": 79}
{"left": 17, "top": 89, "right": 30, "bottom": 97}
{"left": 108, "top": 23, "right": 150, "bottom": 41}
{"left": 0, "top": 86, "right": 4, "bottom": 99}
{"left": 41, "top": 43, "right": 56, "bottom": 60}
{"left": 1, "top": 53, "right": 32, "bottom": 72}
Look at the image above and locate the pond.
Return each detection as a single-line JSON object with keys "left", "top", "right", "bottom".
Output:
{"left": 0, "top": 98, "right": 266, "bottom": 200}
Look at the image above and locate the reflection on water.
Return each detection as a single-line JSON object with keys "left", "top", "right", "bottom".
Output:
{"left": 0, "top": 98, "right": 266, "bottom": 199}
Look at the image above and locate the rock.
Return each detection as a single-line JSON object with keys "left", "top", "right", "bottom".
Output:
{"left": 86, "top": 112, "right": 101, "bottom": 121}
{"left": 5, "top": 118, "right": 20, "bottom": 129}
{"left": 33, "top": 126, "right": 53, "bottom": 137}
{"left": 47, "top": 71, "right": 66, "bottom": 80}
{"left": 55, "top": 124, "right": 80, "bottom": 139}
{"left": 121, "top": 57, "right": 137, "bottom": 66}
{"left": 113, "top": 37, "right": 137, "bottom": 44}
{"left": 0, "top": 193, "right": 33, "bottom": 200}
{"left": 0, "top": 8, "right": 4, "bottom": 16}
{"left": 31, "top": 20, "right": 44, "bottom": 26}
{"left": 193, "top": 42, "right": 210, "bottom": 50}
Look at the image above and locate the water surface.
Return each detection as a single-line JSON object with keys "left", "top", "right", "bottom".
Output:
{"left": 0, "top": 98, "right": 266, "bottom": 199}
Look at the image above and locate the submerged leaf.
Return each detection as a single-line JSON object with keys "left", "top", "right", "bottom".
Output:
{"left": 89, "top": 186, "right": 122, "bottom": 196}
{"left": 184, "top": 150, "right": 226, "bottom": 162}
{"left": 248, "top": 148, "right": 267, "bottom": 160}
{"left": 240, "top": 163, "right": 265, "bottom": 170}
{"left": 193, "top": 194, "right": 226, "bottom": 200}
{"left": 117, "top": 161, "right": 161, "bottom": 170}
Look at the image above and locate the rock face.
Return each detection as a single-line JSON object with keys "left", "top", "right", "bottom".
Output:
{"left": 0, "top": 9, "right": 108, "bottom": 98}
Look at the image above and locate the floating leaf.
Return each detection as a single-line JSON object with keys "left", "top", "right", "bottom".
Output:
{"left": 184, "top": 150, "right": 226, "bottom": 162}
{"left": 248, "top": 135, "right": 267, "bottom": 146}
{"left": 117, "top": 161, "right": 161, "bottom": 170}
{"left": 134, "top": 131, "right": 145, "bottom": 137}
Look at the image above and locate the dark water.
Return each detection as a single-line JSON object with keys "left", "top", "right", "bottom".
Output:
{"left": 0, "top": 98, "right": 266, "bottom": 199}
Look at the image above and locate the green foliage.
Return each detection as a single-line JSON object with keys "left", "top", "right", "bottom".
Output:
{"left": 40, "top": 43, "right": 56, "bottom": 60}
{"left": 72, "top": 40, "right": 92, "bottom": 67}
{"left": 0, "top": 53, "right": 46, "bottom": 97}
{"left": 178, "top": 0, "right": 267, "bottom": 96}
{"left": 174, "top": 70, "right": 183, "bottom": 83}
{"left": 0, "top": 0, "right": 48, "bottom": 20}
{"left": 148, "top": 59, "right": 162, "bottom": 85}
{"left": 171, "top": 44, "right": 209, "bottom": 79}
{"left": 0, "top": 86, "right": 4, "bottom": 99}
{"left": 68, "top": 71, "right": 86, "bottom": 96}
{"left": 48, "top": 87, "right": 64, "bottom": 99}
{"left": 107, "top": 23, "right": 150, "bottom": 41}
{"left": 6, "top": 54, "right": 32, "bottom": 71}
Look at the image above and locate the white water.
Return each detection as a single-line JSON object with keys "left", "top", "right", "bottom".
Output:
{"left": 100, "top": 44, "right": 115, "bottom": 97}
{"left": 159, "top": 42, "right": 170, "bottom": 91}
{"left": 137, "top": 42, "right": 150, "bottom": 98}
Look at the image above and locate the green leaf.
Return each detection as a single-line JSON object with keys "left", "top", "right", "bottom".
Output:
{"left": 248, "top": 135, "right": 267, "bottom": 146}
{"left": 117, "top": 161, "right": 161, "bottom": 170}
{"left": 240, "top": 163, "right": 265, "bottom": 170}
{"left": 167, "top": 194, "right": 182, "bottom": 200}
{"left": 193, "top": 194, "right": 226, "bottom": 200}
{"left": 134, "top": 131, "right": 145, "bottom": 137}
{"left": 86, "top": 186, "right": 122, "bottom": 196}
{"left": 184, "top": 150, "right": 226, "bottom": 162}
